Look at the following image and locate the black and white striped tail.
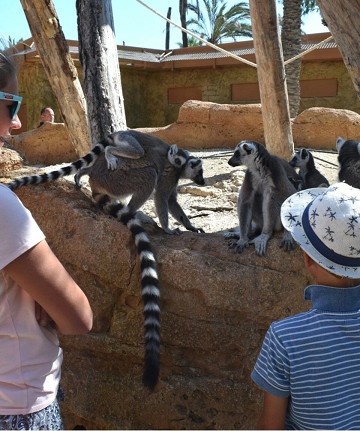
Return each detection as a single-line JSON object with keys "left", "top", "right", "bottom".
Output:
{"left": 105, "top": 201, "right": 161, "bottom": 390}
{"left": 7, "top": 138, "right": 112, "bottom": 191}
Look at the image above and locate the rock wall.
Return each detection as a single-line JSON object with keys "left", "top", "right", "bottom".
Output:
{"left": 9, "top": 181, "right": 312, "bottom": 430}
{"left": 140, "top": 101, "right": 360, "bottom": 150}
{"left": 6, "top": 102, "right": 360, "bottom": 166}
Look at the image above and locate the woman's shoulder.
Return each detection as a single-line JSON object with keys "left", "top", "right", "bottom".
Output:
{"left": 0, "top": 183, "right": 22, "bottom": 206}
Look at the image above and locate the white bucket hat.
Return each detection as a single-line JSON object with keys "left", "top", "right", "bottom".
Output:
{"left": 281, "top": 182, "right": 360, "bottom": 279}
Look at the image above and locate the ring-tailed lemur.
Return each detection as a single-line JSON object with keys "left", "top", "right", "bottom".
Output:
{"left": 224, "top": 140, "right": 297, "bottom": 256}
{"left": 7, "top": 130, "right": 153, "bottom": 191}
{"left": 6, "top": 129, "right": 191, "bottom": 390}
{"left": 289, "top": 148, "right": 330, "bottom": 189}
{"left": 103, "top": 199, "right": 161, "bottom": 390}
{"left": 336, "top": 137, "right": 360, "bottom": 188}
{"left": 75, "top": 138, "right": 205, "bottom": 235}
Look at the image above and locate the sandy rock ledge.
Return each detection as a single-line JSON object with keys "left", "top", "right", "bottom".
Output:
{"left": 5, "top": 180, "right": 312, "bottom": 430}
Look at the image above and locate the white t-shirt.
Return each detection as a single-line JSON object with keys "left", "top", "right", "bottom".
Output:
{"left": 0, "top": 184, "right": 63, "bottom": 415}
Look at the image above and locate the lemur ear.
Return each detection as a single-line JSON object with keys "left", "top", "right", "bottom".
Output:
{"left": 242, "top": 143, "right": 255, "bottom": 154}
{"left": 336, "top": 137, "right": 346, "bottom": 152}
{"left": 300, "top": 148, "right": 308, "bottom": 160}
{"left": 169, "top": 144, "right": 178, "bottom": 156}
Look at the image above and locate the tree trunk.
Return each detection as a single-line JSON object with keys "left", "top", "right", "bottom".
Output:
{"left": 316, "top": 0, "right": 360, "bottom": 98}
{"left": 76, "top": 0, "right": 127, "bottom": 147}
{"left": 281, "top": 0, "right": 302, "bottom": 118}
{"left": 179, "top": 0, "right": 188, "bottom": 48}
{"left": 20, "top": 0, "right": 90, "bottom": 156}
{"left": 248, "top": 0, "right": 294, "bottom": 159}
{"left": 166, "top": 7, "right": 171, "bottom": 50}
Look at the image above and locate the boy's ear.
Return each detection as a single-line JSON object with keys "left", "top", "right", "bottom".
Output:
{"left": 303, "top": 252, "right": 315, "bottom": 270}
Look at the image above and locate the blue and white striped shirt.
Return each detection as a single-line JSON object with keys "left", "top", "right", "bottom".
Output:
{"left": 252, "top": 284, "right": 360, "bottom": 430}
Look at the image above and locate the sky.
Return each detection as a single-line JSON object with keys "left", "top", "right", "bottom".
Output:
{"left": 0, "top": 0, "right": 328, "bottom": 51}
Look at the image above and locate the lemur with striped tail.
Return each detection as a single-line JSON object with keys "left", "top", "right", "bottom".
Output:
{"left": 75, "top": 132, "right": 205, "bottom": 235}
{"left": 6, "top": 130, "right": 203, "bottom": 389}
{"left": 225, "top": 140, "right": 298, "bottom": 256}
{"left": 7, "top": 130, "right": 148, "bottom": 191}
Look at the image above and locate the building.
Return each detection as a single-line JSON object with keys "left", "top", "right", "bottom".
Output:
{"left": 13, "top": 32, "right": 360, "bottom": 132}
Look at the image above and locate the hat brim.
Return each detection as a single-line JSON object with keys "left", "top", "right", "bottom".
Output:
{"left": 281, "top": 187, "right": 360, "bottom": 279}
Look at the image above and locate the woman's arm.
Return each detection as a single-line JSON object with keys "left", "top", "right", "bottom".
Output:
{"left": 4, "top": 240, "right": 93, "bottom": 335}
{"left": 257, "top": 391, "right": 288, "bottom": 430}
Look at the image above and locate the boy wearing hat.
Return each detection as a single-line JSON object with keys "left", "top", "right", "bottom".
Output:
{"left": 251, "top": 182, "right": 360, "bottom": 429}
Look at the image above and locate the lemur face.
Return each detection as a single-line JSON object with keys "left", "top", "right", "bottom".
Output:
{"left": 289, "top": 149, "right": 310, "bottom": 168}
{"left": 228, "top": 141, "right": 257, "bottom": 167}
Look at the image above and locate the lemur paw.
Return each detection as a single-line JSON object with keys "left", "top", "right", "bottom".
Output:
{"left": 106, "top": 154, "right": 122, "bottom": 170}
{"left": 228, "top": 238, "right": 249, "bottom": 253}
{"left": 280, "top": 231, "right": 296, "bottom": 252}
{"left": 163, "top": 227, "right": 182, "bottom": 235}
{"left": 250, "top": 234, "right": 270, "bottom": 256}
{"left": 224, "top": 229, "right": 240, "bottom": 239}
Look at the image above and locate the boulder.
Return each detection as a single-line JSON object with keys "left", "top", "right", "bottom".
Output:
{"left": 4, "top": 103, "right": 360, "bottom": 165}
{"left": 6, "top": 122, "right": 78, "bottom": 165}
{"left": 292, "top": 107, "right": 360, "bottom": 150}
{"left": 5, "top": 179, "right": 312, "bottom": 430}
{"left": 0, "top": 147, "right": 24, "bottom": 172}
{"left": 139, "top": 100, "right": 265, "bottom": 149}
{"left": 139, "top": 101, "right": 360, "bottom": 151}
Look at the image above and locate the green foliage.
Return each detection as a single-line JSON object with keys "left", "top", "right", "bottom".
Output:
{"left": 4, "top": 36, "right": 23, "bottom": 48}
{"left": 186, "top": 0, "right": 252, "bottom": 45}
{"left": 177, "top": 35, "right": 204, "bottom": 47}
{"left": 301, "top": 0, "right": 319, "bottom": 15}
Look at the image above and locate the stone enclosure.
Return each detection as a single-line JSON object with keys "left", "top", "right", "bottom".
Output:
{"left": 1, "top": 101, "right": 360, "bottom": 429}
{"left": 6, "top": 101, "right": 360, "bottom": 166}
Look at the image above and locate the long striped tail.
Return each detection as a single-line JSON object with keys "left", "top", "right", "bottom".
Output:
{"left": 105, "top": 201, "right": 160, "bottom": 390}
{"left": 7, "top": 138, "right": 112, "bottom": 191}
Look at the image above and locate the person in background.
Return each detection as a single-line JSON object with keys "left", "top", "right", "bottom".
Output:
{"left": 37, "top": 106, "right": 55, "bottom": 127}
{"left": 0, "top": 51, "right": 93, "bottom": 430}
{"left": 252, "top": 182, "right": 360, "bottom": 430}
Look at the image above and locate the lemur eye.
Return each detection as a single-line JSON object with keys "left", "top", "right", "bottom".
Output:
{"left": 175, "top": 158, "right": 182, "bottom": 166}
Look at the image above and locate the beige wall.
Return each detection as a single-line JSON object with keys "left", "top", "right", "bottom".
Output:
{"left": 17, "top": 57, "right": 360, "bottom": 132}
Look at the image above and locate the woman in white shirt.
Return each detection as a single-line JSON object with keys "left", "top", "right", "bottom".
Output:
{"left": 0, "top": 50, "right": 93, "bottom": 430}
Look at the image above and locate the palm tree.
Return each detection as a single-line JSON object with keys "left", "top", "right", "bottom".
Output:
{"left": 186, "top": 0, "right": 252, "bottom": 45}
{"left": 280, "top": 0, "right": 322, "bottom": 117}
{"left": 179, "top": 0, "right": 188, "bottom": 47}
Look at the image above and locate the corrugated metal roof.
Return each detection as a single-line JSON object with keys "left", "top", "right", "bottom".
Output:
{"left": 116, "top": 49, "right": 161, "bottom": 63}
{"left": 159, "top": 47, "right": 255, "bottom": 62}
{"left": 14, "top": 35, "right": 338, "bottom": 65}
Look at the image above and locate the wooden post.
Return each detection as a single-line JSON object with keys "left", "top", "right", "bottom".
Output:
{"left": 248, "top": 0, "right": 294, "bottom": 159}
{"left": 76, "top": 0, "right": 127, "bottom": 146}
{"left": 20, "top": 0, "right": 90, "bottom": 156}
{"left": 317, "top": 0, "right": 360, "bottom": 98}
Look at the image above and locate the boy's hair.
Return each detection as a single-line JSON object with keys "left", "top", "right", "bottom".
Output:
{"left": 281, "top": 182, "right": 360, "bottom": 279}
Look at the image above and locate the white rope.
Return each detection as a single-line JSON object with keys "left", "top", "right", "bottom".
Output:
{"left": 135, "top": 0, "right": 258, "bottom": 68}
{"left": 136, "top": 0, "right": 334, "bottom": 70}
{"left": 284, "top": 35, "right": 334, "bottom": 65}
